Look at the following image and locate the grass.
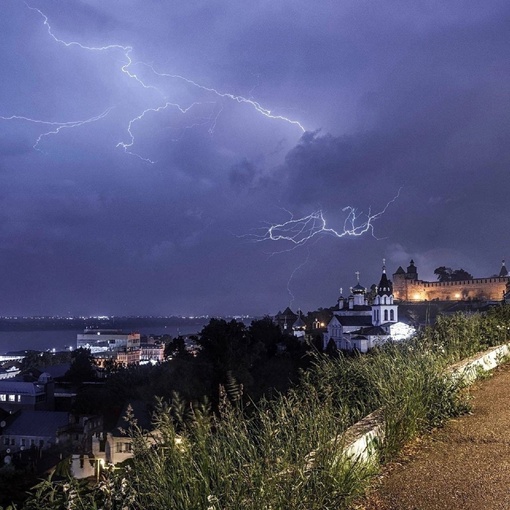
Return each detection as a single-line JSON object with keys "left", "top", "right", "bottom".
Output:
{"left": 18, "top": 304, "right": 510, "bottom": 509}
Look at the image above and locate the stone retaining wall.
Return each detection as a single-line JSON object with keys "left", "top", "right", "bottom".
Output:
{"left": 342, "top": 343, "right": 510, "bottom": 463}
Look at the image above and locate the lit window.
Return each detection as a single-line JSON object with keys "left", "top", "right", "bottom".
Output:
{"left": 0, "top": 395, "right": 6, "bottom": 402}
{"left": 8, "top": 395, "right": 15, "bottom": 402}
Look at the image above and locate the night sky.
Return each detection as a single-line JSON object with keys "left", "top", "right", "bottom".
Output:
{"left": 1, "top": 1, "right": 509, "bottom": 317}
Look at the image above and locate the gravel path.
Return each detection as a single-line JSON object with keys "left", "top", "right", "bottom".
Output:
{"left": 357, "top": 363, "right": 510, "bottom": 510}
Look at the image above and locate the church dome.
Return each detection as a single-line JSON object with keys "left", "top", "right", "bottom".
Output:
{"left": 352, "top": 282, "right": 366, "bottom": 294}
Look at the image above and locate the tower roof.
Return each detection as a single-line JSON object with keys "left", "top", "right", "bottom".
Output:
{"left": 394, "top": 266, "right": 405, "bottom": 275}
{"left": 377, "top": 272, "right": 393, "bottom": 296}
{"left": 293, "top": 316, "right": 306, "bottom": 329}
{"left": 499, "top": 260, "right": 508, "bottom": 277}
{"left": 281, "top": 307, "right": 297, "bottom": 318}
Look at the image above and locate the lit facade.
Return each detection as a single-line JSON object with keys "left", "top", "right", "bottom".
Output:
{"left": 393, "top": 260, "right": 509, "bottom": 302}
{"left": 76, "top": 329, "right": 141, "bottom": 352}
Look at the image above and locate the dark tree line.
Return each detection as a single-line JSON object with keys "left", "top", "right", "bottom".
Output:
{"left": 72, "top": 316, "right": 313, "bottom": 423}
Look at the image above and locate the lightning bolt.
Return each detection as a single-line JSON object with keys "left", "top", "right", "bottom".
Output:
{"left": 1, "top": 4, "right": 305, "bottom": 162}
{"left": 251, "top": 188, "right": 402, "bottom": 307}
{"left": 0, "top": 108, "right": 113, "bottom": 152}
{"left": 115, "top": 101, "right": 214, "bottom": 163}
{"left": 286, "top": 248, "right": 311, "bottom": 308}
{"left": 140, "top": 62, "right": 306, "bottom": 132}
{"left": 258, "top": 189, "right": 401, "bottom": 249}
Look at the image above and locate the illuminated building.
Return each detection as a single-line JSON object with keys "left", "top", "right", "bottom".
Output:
{"left": 392, "top": 260, "right": 509, "bottom": 302}
{"left": 323, "top": 264, "right": 413, "bottom": 353}
{"left": 76, "top": 329, "right": 141, "bottom": 352}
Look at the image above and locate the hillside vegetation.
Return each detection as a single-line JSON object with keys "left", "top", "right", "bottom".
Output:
{"left": 17, "top": 305, "right": 510, "bottom": 510}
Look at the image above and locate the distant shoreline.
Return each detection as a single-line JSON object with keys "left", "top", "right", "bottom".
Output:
{"left": 0, "top": 316, "right": 257, "bottom": 333}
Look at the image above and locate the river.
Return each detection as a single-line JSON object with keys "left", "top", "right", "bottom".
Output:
{"left": 0, "top": 324, "right": 207, "bottom": 354}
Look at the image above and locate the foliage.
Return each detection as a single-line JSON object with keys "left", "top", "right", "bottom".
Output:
{"left": 20, "top": 350, "right": 72, "bottom": 373}
{"left": 23, "top": 305, "right": 510, "bottom": 509}
{"left": 163, "top": 335, "right": 186, "bottom": 359}
{"left": 434, "top": 266, "right": 473, "bottom": 282}
{"left": 196, "top": 318, "right": 261, "bottom": 384}
{"left": 64, "top": 348, "right": 96, "bottom": 383}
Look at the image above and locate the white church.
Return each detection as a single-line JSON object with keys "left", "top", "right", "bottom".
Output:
{"left": 323, "top": 263, "right": 414, "bottom": 353}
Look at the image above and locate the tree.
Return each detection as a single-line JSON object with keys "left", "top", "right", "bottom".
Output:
{"left": 164, "top": 336, "right": 187, "bottom": 359}
{"left": 65, "top": 348, "right": 96, "bottom": 383}
{"left": 434, "top": 266, "right": 452, "bottom": 282}
{"left": 248, "top": 316, "right": 283, "bottom": 358}
{"left": 451, "top": 269, "right": 473, "bottom": 281}
{"left": 196, "top": 319, "right": 267, "bottom": 395}
{"left": 434, "top": 266, "right": 473, "bottom": 282}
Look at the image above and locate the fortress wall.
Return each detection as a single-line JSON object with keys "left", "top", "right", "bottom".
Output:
{"left": 399, "top": 277, "right": 508, "bottom": 302}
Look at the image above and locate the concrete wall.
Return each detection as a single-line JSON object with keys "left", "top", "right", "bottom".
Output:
{"left": 340, "top": 343, "right": 510, "bottom": 465}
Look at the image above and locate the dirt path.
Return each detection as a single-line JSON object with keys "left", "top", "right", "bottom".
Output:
{"left": 357, "top": 363, "right": 510, "bottom": 510}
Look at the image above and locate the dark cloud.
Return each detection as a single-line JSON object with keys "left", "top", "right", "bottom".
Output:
{"left": 0, "top": 0, "right": 508, "bottom": 316}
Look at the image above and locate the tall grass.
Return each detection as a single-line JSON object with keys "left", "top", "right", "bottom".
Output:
{"left": 21, "top": 305, "right": 510, "bottom": 509}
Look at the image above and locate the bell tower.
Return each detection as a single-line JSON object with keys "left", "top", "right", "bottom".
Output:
{"left": 372, "top": 259, "right": 398, "bottom": 326}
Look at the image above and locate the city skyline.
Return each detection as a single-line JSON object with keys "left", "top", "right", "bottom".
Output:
{"left": 1, "top": 1, "right": 509, "bottom": 316}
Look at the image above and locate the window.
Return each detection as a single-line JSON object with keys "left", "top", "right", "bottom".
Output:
{"left": 8, "top": 395, "right": 15, "bottom": 402}
{"left": 17, "top": 395, "right": 21, "bottom": 402}
{"left": 384, "top": 310, "right": 388, "bottom": 321}
{"left": 21, "top": 439, "right": 26, "bottom": 447}
{"left": 390, "top": 310, "right": 395, "bottom": 321}
{"left": 116, "top": 442, "right": 132, "bottom": 453}
{"left": 3, "top": 438, "right": 8, "bottom": 446}
{"left": 0, "top": 395, "right": 5, "bottom": 402}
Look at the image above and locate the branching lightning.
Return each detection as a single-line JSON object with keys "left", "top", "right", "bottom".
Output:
{"left": 1, "top": 4, "right": 305, "bottom": 161}
{"left": 254, "top": 188, "right": 402, "bottom": 251}
{"left": 0, "top": 108, "right": 113, "bottom": 152}
{"left": 243, "top": 188, "right": 402, "bottom": 306}
{"left": 115, "top": 101, "right": 212, "bottom": 163}
{"left": 140, "top": 63, "right": 306, "bottom": 132}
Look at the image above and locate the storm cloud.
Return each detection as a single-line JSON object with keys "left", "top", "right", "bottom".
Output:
{"left": 0, "top": 0, "right": 508, "bottom": 316}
